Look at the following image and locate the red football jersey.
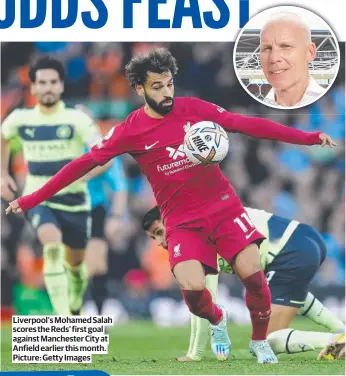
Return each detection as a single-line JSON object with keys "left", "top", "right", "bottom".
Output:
{"left": 90, "top": 97, "right": 319, "bottom": 228}
{"left": 90, "top": 97, "right": 240, "bottom": 227}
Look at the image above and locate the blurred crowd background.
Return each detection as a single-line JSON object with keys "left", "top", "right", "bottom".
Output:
{"left": 1, "top": 42, "right": 345, "bottom": 326}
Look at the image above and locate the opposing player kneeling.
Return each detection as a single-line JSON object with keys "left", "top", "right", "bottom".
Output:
{"left": 142, "top": 206, "right": 345, "bottom": 361}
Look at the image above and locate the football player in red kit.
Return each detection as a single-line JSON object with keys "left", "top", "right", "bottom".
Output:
{"left": 6, "top": 49, "right": 336, "bottom": 363}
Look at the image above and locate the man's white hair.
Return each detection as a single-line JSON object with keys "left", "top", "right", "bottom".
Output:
{"left": 261, "top": 12, "right": 312, "bottom": 43}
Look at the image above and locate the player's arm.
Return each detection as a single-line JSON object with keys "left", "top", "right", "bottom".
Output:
{"left": 6, "top": 123, "right": 130, "bottom": 214}
{"left": 75, "top": 106, "right": 113, "bottom": 180}
{"left": 190, "top": 98, "right": 336, "bottom": 147}
{"left": 1, "top": 110, "right": 20, "bottom": 201}
{"left": 80, "top": 161, "right": 112, "bottom": 181}
{"left": 80, "top": 147, "right": 112, "bottom": 182}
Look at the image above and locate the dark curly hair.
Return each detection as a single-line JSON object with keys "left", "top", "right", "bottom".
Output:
{"left": 125, "top": 48, "right": 178, "bottom": 88}
{"left": 141, "top": 206, "right": 161, "bottom": 231}
{"left": 29, "top": 56, "right": 65, "bottom": 83}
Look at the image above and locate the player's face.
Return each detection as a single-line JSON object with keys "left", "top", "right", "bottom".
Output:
{"left": 138, "top": 71, "right": 175, "bottom": 115}
{"left": 147, "top": 220, "right": 167, "bottom": 249}
{"left": 31, "top": 69, "right": 64, "bottom": 107}
{"left": 260, "top": 21, "right": 316, "bottom": 91}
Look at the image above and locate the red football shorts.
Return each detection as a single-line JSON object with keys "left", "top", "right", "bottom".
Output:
{"left": 166, "top": 204, "right": 265, "bottom": 274}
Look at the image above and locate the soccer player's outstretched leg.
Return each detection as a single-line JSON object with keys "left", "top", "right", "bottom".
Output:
{"left": 173, "top": 260, "right": 231, "bottom": 361}
{"left": 222, "top": 242, "right": 277, "bottom": 364}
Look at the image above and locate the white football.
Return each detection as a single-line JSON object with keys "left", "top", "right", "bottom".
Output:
{"left": 183, "top": 121, "right": 229, "bottom": 165}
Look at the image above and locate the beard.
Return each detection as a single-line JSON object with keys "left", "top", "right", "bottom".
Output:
{"left": 144, "top": 91, "right": 174, "bottom": 116}
{"left": 39, "top": 93, "right": 60, "bottom": 107}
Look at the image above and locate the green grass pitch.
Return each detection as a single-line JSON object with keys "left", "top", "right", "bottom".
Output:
{"left": 1, "top": 319, "right": 345, "bottom": 374}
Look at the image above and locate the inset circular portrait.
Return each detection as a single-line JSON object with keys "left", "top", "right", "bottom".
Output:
{"left": 234, "top": 6, "right": 340, "bottom": 109}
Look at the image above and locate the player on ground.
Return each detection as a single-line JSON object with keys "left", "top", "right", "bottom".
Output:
{"left": 5, "top": 48, "right": 336, "bottom": 363}
{"left": 142, "top": 206, "right": 345, "bottom": 361}
{"left": 1, "top": 57, "right": 103, "bottom": 315}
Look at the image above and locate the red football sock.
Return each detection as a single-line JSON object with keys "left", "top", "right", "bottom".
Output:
{"left": 242, "top": 270, "right": 271, "bottom": 340}
{"left": 182, "top": 288, "right": 223, "bottom": 325}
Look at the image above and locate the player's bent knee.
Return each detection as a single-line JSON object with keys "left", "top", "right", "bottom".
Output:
{"left": 173, "top": 260, "right": 206, "bottom": 290}
{"left": 174, "top": 270, "right": 205, "bottom": 290}
{"left": 180, "top": 278, "right": 205, "bottom": 291}
{"left": 175, "top": 270, "right": 205, "bottom": 290}
{"left": 37, "top": 223, "right": 62, "bottom": 245}
{"left": 232, "top": 243, "right": 262, "bottom": 280}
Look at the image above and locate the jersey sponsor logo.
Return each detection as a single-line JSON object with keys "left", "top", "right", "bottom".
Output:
{"left": 145, "top": 141, "right": 159, "bottom": 150}
{"left": 157, "top": 157, "right": 192, "bottom": 175}
{"left": 166, "top": 145, "right": 185, "bottom": 160}
{"left": 23, "top": 141, "right": 71, "bottom": 160}
{"left": 173, "top": 243, "right": 181, "bottom": 258}
{"left": 25, "top": 128, "right": 36, "bottom": 138}
{"left": 157, "top": 144, "right": 194, "bottom": 176}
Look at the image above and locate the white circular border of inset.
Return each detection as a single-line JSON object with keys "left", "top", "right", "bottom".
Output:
{"left": 233, "top": 5, "right": 341, "bottom": 110}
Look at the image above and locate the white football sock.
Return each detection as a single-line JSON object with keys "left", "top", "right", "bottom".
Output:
{"left": 298, "top": 292, "right": 344, "bottom": 332}
{"left": 267, "top": 328, "right": 333, "bottom": 354}
{"left": 187, "top": 273, "right": 219, "bottom": 360}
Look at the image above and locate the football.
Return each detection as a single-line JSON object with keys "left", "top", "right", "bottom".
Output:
{"left": 183, "top": 121, "right": 229, "bottom": 165}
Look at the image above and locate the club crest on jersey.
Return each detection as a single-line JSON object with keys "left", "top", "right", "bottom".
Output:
{"left": 173, "top": 243, "right": 181, "bottom": 258}
{"left": 183, "top": 122, "right": 191, "bottom": 133}
{"left": 56, "top": 125, "right": 72, "bottom": 139}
